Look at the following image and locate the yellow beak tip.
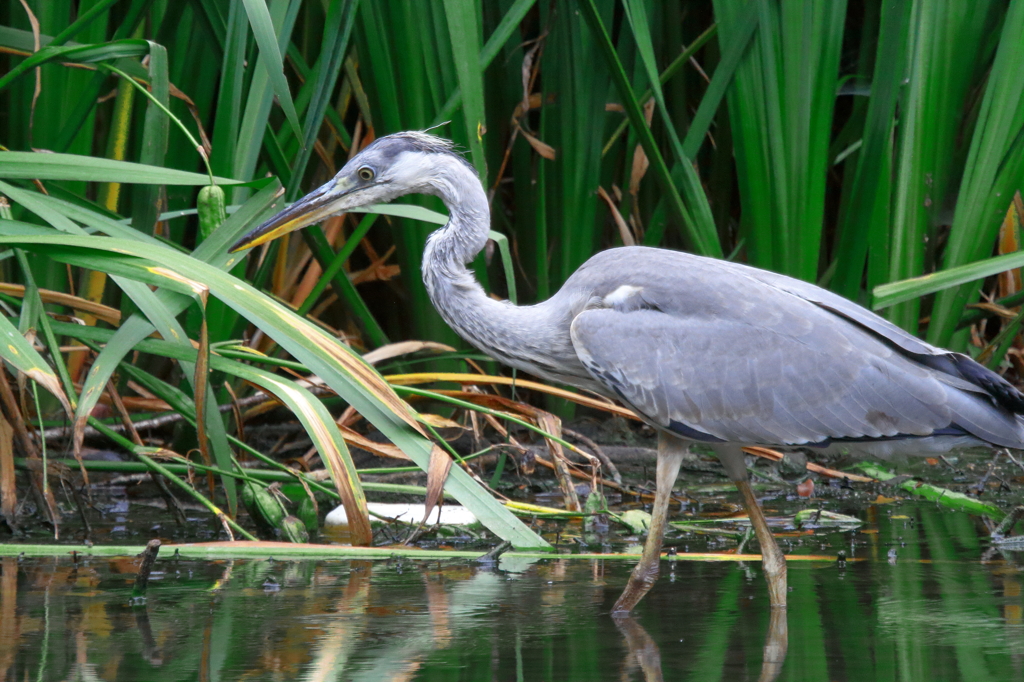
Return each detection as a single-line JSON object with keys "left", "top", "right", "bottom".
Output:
{"left": 229, "top": 217, "right": 307, "bottom": 254}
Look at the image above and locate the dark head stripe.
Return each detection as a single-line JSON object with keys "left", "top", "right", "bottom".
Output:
{"left": 366, "top": 132, "right": 475, "bottom": 170}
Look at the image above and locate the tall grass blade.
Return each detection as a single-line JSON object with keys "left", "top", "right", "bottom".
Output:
{"left": 0, "top": 38, "right": 150, "bottom": 92}
{"left": 0, "top": 289, "right": 72, "bottom": 418}
{"left": 713, "top": 0, "right": 846, "bottom": 281}
{"left": 129, "top": 42, "right": 170, "bottom": 236}
{"left": 287, "top": 0, "right": 359, "bottom": 201}
{"left": 579, "top": 0, "right": 722, "bottom": 258}
{"left": 887, "top": 0, "right": 1002, "bottom": 333}
{"left": 432, "top": 0, "right": 536, "bottom": 126}
{"left": 926, "top": 0, "right": 1024, "bottom": 348}
{"left": 241, "top": 0, "right": 302, "bottom": 140}
{"left": 48, "top": 0, "right": 121, "bottom": 46}
{"left": 11, "top": 249, "right": 76, "bottom": 411}
{"left": 0, "top": 153, "right": 237, "bottom": 185}
{"left": 622, "top": 0, "right": 721, "bottom": 257}
{"left": 680, "top": 13, "right": 756, "bottom": 159}
{"left": 211, "top": 0, "right": 249, "bottom": 180}
{"left": 443, "top": 0, "right": 487, "bottom": 184}
{"left": 873, "top": 249, "right": 1024, "bottom": 310}
{"left": 232, "top": 0, "right": 302, "bottom": 201}
{"left": 0, "top": 234, "right": 549, "bottom": 549}
{"left": 831, "top": 0, "right": 912, "bottom": 301}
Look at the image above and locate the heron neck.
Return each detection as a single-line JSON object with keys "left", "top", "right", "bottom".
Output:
{"left": 422, "top": 157, "right": 491, "bottom": 266}
{"left": 420, "top": 162, "right": 578, "bottom": 381}
{"left": 421, "top": 159, "right": 496, "bottom": 322}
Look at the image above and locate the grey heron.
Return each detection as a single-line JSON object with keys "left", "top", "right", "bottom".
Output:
{"left": 231, "top": 131, "right": 1024, "bottom": 618}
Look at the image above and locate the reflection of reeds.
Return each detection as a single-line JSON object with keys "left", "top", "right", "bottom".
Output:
{"left": 615, "top": 614, "right": 664, "bottom": 682}
{"left": 884, "top": 504, "right": 931, "bottom": 680}
{"left": 1002, "top": 567, "right": 1024, "bottom": 677}
{"left": 683, "top": 568, "right": 740, "bottom": 681}
{"left": 919, "top": 507, "right": 1007, "bottom": 681}
{"left": 302, "top": 561, "right": 372, "bottom": 682}
{"left": 4, "top": 504, "right": 1023, "bottom": 680}
{"left": 782, "top": 567, "right": 827, "bottom": 680}
{"left": 0, "top": 557, "right": 18, "bottom": 676}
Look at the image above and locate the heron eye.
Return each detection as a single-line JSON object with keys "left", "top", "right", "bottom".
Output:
{"left": 358, "top": 167, "right": 375, "bottom": 182}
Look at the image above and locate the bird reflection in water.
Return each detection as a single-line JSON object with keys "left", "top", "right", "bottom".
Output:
{"left": 614, "top": 606, "right": 787, "bottom": 682}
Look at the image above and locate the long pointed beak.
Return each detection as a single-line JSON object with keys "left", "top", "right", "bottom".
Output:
{"left": 229, "top": 177, "right": 352, "bottom": 252}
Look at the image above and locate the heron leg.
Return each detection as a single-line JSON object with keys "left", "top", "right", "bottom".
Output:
{"left": 612, "top": 614, "right": 664, "bottom": 682}
{"left": 714, "top": 444, "right": 788, "bottom": 611}
{"left": 758, "top": 602, "right": 788, "bottom": 682}
{"left": 739, "top": 478, "right": 788, "bottom": 609}
{"left": 612, "top": 432, "right": 685, "bottom": 615}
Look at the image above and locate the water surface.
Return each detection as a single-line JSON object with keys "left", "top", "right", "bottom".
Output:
{"left": 2, "top": 500, "right": 1021, "bottom": 681}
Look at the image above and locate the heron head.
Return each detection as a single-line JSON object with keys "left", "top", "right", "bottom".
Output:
{"left": 230, "top": 131, "right": 469, "bottom": 252}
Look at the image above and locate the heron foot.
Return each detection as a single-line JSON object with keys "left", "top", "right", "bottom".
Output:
{"left": 612, "top": 560, "right": 660, "bottom": 614}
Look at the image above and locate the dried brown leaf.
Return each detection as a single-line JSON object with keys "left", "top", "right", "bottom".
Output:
{"left": 597, "top": 186, "right": 635, "bottom": 246}
{"left": 422, "top": 445, "right": 454, "bottom": 525}
{"left": 997, "top": 192, "right": 1024, "bottom": 297}
{"left": 535, "top": 411, "right": 580, "bottom": 512}
{"left": 0, "top": 284, "right": 121, "bottom": 326}
{"left": 518, "top": 126, "right": 556, "bottom": 160}
{"left": 362, "top": 341, "right": 457, "bottom": 366}
{"left": 385, "top": 372, "right": 633, "bottom": 419}
{"left": 193, "top": 315, "right": 215, "bottom": 498}
{"left": 337, "top": 424, "right": 412, "bottom": 461}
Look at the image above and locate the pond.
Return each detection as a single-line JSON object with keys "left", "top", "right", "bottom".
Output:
{"left": 1, "top": 499, "right": 1021, "bottom": 681}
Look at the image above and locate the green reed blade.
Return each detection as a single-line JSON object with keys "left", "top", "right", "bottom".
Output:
{"left": 443, "top": 0, "right": 487, "bottom": 185}
{"left": 287, "top": 0, "right": 359, "bottom": 201}
{"left": 241, "top": 0, "right": 302, "bottom": 140}
{"left": 129, "top": 42, "right": 170, "bottom": 236}
{"left": 888, "top": 0, "right": 1003, "bottom": 334}
{"left": 831, "top": 0, "right": 912, "bottom": 301}
{"left": 926, "top": 0, "right": 1024, "bottom": 348}
{"left": 579, "top": 0, "right": 722, "bottom": 258}
{"left": 211, "top": 0, "right": 249, "bottom": 180}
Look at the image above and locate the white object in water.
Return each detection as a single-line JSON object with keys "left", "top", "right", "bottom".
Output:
{"left": 325, "top": 502, "right": 478, "bottom": 527}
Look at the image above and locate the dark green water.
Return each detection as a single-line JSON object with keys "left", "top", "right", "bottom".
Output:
{"left": 1, "top": 502, "right": 1021, "bottom": 681}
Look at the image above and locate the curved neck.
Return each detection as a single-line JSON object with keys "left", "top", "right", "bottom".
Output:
{"left": 422, "top": 156, "right": 491, "bottom": 267}
{"left": 418, "top": 155, "right": 589, "bottom": 386}
{"left": 420, "top": 155, "right": 495, "bottom": 329}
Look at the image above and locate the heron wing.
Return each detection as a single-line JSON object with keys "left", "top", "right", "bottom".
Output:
{"left": 568, "top": 288, "right": 958, "bottom": 446}
{"left": 567, "top": 247, "right": 1024, "bottom": 413}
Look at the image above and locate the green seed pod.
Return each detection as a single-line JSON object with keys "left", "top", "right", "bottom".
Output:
{"left": 253, "top": 485, "right": 288, "bottom": 531}
{"left": 280, "top": 515, "right": 310, "bottom": 543}
{"left": 241, "top": 480, "right": 258, "bottom": 512}
{"left": 240, "top": 481, "right": 269, "bottom": 534}
{"left": 241, "top": 480, "right": 288, "bottom": 537}
{"left": 197, "top": 184, "right": 227, "bottom": 243}
{"left": 296, "top": 495, "right": 319, "bottom": 536}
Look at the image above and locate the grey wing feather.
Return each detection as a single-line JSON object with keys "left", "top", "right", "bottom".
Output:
{"left": 567, "top": 275, "right": 1024, "bottom": 448}
{"left": 745, "top": 267, "right": 1024, "bottom": 410}
{"left": 561, "top": 247, "right": 1024, "bottom": 423}
{"left": 571, "top": 309, "right": 941, "bottom": 445}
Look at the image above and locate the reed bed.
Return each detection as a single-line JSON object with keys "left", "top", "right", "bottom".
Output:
{"left": 0, "top": 1, "right": 1021, "bottom": 545}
